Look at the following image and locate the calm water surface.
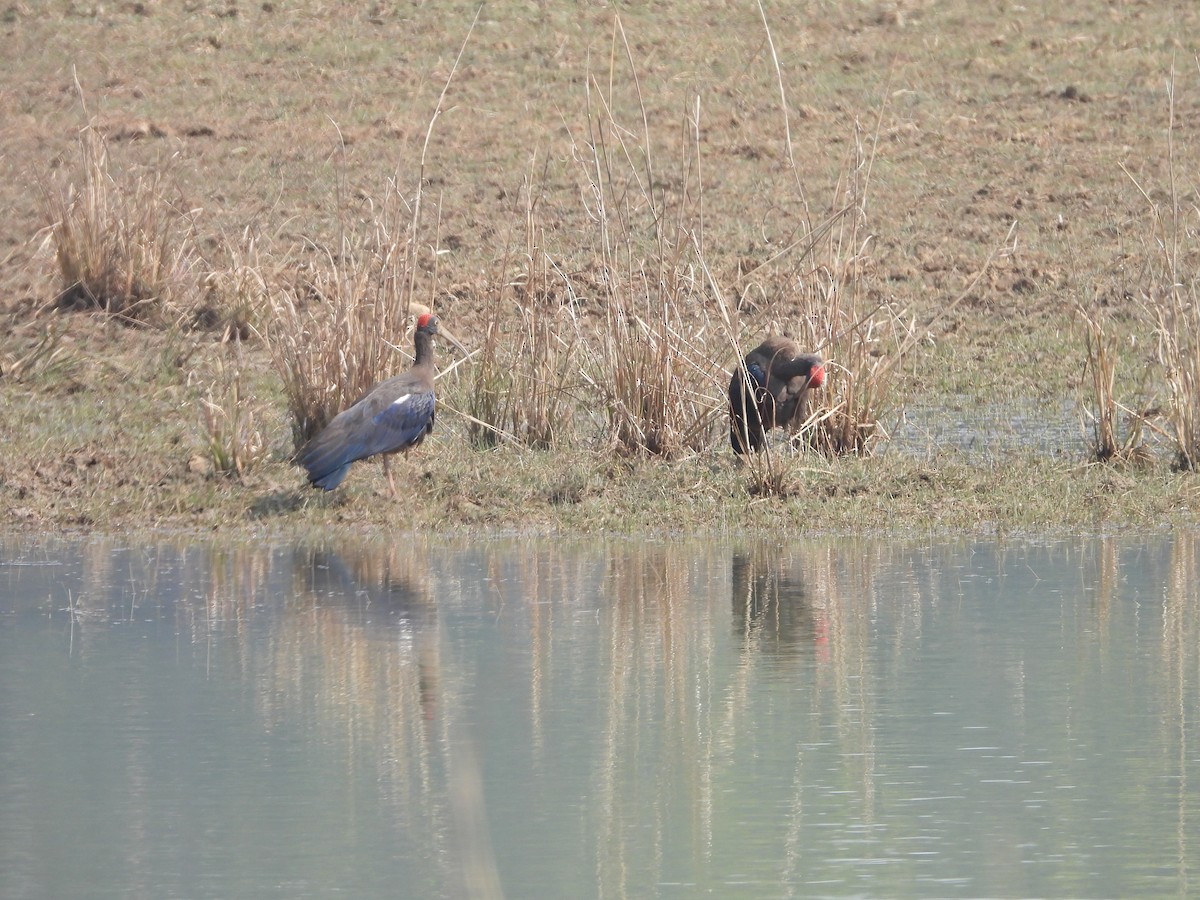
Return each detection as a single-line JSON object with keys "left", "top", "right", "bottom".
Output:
{"left": 1, "top": 535, "right": 1197, "bottom": 898}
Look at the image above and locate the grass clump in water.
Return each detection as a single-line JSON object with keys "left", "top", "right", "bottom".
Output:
{"left": 1074, "top": 301, "right": 1152, "bottom": 465}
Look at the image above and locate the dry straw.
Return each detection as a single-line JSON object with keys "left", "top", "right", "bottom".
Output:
{"left": 1120, "top": 72, "right": 1200, "bottom": 469}
{"left": 187, "top": 232, "right": 275, "bottom": 477}
{"left": 1074, "top": 303, "right": 1153, "bottom": 464}
{"left": 197, "top": 344, "right": 267, "bottom": 478}
{"left": 45, "top": 126, "right": 202, "bottom": 325}
{"left": 459, "top": 164, "right": 580, "bottom": 450}
{"left": 267, "top": 12, "right": 479, "bottom": 451}
{"left": 573, "top": 19, "right": 726, "bottom": 459}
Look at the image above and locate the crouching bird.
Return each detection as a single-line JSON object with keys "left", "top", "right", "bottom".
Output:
{"left": 300, "top": 313, "right": 457, "bottom": 497}
{"left": 729, "top": 338, "right": 826, "bottom": 454}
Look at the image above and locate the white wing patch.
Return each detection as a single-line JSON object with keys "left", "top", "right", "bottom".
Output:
{"left": 390, "top": 394, "right": 412, "bottom": 407}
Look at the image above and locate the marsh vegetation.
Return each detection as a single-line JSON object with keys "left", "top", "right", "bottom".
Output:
{"left": 3, "top": 2, "right": 1200, "bottom": 533}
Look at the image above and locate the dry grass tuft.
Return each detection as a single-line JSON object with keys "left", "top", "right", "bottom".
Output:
{"left": 741, "top": 454, "right": 815, "bottom": 499}
{"left": 572, "top": 26, "right": 726, "bottom": 459}
{"left": 1150, "top": 273, "right": 1200, "bottom": 470}
{"left": 584, "top": 280, "right": 724, "bottom": 457}
{"left": 1074, "top": 303, "right": 1152, "bottom": 464}
{"left": 44, "top": 127, "right": 202, "bottom": 324}
{"left": 461, "top": 170, "right": 580, "bottom": 449}
{"left": 196, "top": 345, "right": 268, "bottom": 478}
{"left": 196, "top": 230, "right": 270, "bottom": 342}
{"left": 1124, "top": 75, "right": 1200, "bottom": 470}
{"left": 1, "top": 315, "right": 77, "bottom": 383}
{"left": 265, "top": 181, "right": 426, "bottom": 450}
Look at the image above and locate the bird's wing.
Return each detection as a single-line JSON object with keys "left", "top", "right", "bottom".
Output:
{"left": 299, "top": 407, "right": 368, "bottom": 488}
{"left": 361, "top": 388, "right": 436, "bottom": 456}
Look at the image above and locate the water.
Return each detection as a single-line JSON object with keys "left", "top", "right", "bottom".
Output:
{"left": 2, "top": 535, "right": 1198, "bottom": 898}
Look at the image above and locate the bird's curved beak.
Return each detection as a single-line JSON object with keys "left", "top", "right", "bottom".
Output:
{"left": 437, "top": 323, "right": 470, "bottom": 360}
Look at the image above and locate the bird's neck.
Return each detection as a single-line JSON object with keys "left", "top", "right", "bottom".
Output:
{"left": 413, "top": 332, "right": 435, "bottom": 369}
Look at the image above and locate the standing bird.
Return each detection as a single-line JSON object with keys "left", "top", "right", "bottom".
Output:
{"left": 729, "top": 338, "right": 826, "bottom": 454}
{"left": 300, "top": 313, "right": 454, "bottom": 497}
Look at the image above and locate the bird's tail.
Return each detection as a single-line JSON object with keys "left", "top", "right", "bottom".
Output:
{"left": 307, "top": 461, "right": 352, "bottom": 490}
{"left": 729, "top": 370, "right": 766, "bottom": 454}
{"left": 300, "top": 434, "right": 360, "bottom": 490}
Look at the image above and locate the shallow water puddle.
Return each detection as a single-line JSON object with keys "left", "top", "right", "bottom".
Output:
{"left": 1, "top": 535, "right": 1197, "bottom": 898}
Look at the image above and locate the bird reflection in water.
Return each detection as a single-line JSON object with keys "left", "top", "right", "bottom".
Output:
{"left": 296, "top": 545, "right": 439, "bottom": 720}
{"left": 302, "top": 548, "right": 427, "bottom": 622}
{"left": 287, "top": 543, "right": 500, "bottom": 893}
{"left": 731, "top": 549, "right": 829, "bottom": 660}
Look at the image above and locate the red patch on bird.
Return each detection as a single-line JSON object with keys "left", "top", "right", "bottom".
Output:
{"left": 810, "top": 364, "right": 826, "bottom": 388}
{"left": 416, "top": 312, "right": 433, "bottom": 328}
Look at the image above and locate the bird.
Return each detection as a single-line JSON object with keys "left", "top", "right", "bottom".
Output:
{"left": 729, "top": 338, "right": 826, "bottom": 454}
{"left": 299, "top": 312, "right": 454, "bottom": 497}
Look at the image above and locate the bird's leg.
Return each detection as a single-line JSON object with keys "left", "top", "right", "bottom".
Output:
{"left": 383, "top": 455, "right": 398, "bottom": 499}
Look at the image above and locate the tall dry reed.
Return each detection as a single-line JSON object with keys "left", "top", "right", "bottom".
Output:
{"left": 44, "top": 126, "right": 202, "bottom": 324}
{"left": 572, "top": 23, "right": 727, "bottom": 458}
{"left": 266, "top": 16, "right": 477, "bottom": 450}
{"left": 1125, "top": 75, "right": 1200, "bottom": 469}
{"left": 1150, "top": 273, "right": 1200, "bottom": 469}
{"left": 460, "top": 169, "right": 580, "bottom": 449}
{"left": 1074, "top": 303, "right": 1151, "bottom": 464}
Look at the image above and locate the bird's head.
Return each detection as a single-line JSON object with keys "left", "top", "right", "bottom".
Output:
{"left": 414, "top": 311, "right": 469, "bottom": 360}
{"left": 808, "top": 362, "right": 826, "bottom": 389}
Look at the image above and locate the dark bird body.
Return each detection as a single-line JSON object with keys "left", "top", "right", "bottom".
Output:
{"left": 729, "top": 338, "right": 826, "bottom": 454}
{"left": 300, "top": 313, "right": 443, "bottom": 496}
